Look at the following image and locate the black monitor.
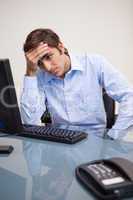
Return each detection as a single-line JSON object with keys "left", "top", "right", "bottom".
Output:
{"left": 0, "top": 59, "right": 23, "bottom": 133}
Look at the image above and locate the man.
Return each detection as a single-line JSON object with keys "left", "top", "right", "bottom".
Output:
{"left": 21, "top": 28, "right": 133, "bottom": 139}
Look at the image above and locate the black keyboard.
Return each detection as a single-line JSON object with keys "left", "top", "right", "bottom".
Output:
{"left": 20, "top": 125, "right": 88, "bottom": 144}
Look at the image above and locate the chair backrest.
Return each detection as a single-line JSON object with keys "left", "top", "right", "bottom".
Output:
{"left": 102, "top": 88, "right": 115, "bottom": 128}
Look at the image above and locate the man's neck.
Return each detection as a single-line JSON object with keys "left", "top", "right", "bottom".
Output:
{"left": 65, "top": 54, "right": 71, "bottom": 73}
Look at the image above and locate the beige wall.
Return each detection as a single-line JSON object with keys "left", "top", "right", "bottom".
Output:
{"left": 0, "top": 0, "right": 133, "bottom": 99}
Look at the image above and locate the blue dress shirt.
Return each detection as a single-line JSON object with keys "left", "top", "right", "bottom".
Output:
{"left": 20, "top": 53, "right": 133, "bottom": 139}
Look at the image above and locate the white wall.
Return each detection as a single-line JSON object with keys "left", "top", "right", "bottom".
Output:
{"left": 0, "top": 0, "right": 133, "bottom": 99}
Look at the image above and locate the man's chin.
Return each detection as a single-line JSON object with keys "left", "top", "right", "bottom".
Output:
{"left": 55, "top": 72, "right": 64, "bottom": 78}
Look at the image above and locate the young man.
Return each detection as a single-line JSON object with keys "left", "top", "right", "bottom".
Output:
{"left": 21, "top": 28, "right": 133, "bottom": 139}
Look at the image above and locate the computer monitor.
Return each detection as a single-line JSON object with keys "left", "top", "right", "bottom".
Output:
{"left": 0, "top": 59, "right": 23, "bottom": 133}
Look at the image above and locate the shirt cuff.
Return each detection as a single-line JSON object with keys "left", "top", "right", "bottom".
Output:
{"left": 23, "top": 76, "right": 38, "bottom": 90}
{"left": 107, "top": 129, "right": 127, "bottom": 139}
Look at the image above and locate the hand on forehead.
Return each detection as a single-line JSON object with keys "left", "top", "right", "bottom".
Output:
{"left": 36, "top": 42, "right": 51, "bottom": 53}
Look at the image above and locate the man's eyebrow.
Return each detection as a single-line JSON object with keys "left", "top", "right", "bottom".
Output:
{"left": 40, "top": 53, "right": 53, "bottom": 61}
{"left": 41, "top": 54, "right": 49, "bottom": 59}
{"left": 47, "top": 53, "right": 53, "bottom": 56}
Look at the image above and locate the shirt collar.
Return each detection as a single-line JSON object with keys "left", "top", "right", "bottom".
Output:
{"left": 44, "top": 53, "right": 84, "bottom": 83}
{"left": 68, "top": 52, "right": 84, "bottom": 73}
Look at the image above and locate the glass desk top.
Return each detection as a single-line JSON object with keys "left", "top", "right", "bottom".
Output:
{"left": 0, "top": 125, "right": 133, "bottom": 200}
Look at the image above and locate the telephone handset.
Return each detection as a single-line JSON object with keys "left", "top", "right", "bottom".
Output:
{"left": 75, "top": 157, "right": 133, "bottom": 200}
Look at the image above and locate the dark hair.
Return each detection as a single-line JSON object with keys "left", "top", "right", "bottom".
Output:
{"left": 23, "top": 28, "right": 68, "bottom": 55}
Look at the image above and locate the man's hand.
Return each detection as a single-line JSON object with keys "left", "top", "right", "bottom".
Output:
{"left": 25, "top": 42, "right": 50, "bottom": 76}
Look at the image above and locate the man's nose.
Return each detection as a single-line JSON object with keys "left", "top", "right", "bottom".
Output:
{"left": 43, "top": 63, "right": 52, "bottom": 71}
{"left": 45, "top": 64, "right": 57, "bottom": 72}
{"left": 44, "top": 61, "right": 57, "bottom": 72}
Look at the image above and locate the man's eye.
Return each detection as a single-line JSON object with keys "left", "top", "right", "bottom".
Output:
{"left": 47, "top": 55, "right": 53, "bottom": 59}
{"left": 45, "top": 55, "right": 50, "bottom": 60}
{"left": 40, "top": 54, "right": 53, "bottom": 62}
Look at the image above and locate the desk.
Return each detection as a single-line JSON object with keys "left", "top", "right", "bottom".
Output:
{"left": 0, "top": 126, "right": 133, "bottom": 200}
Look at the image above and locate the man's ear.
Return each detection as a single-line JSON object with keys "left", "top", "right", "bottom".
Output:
{"left": 58, "top": 42, "right": 65, "bottom": 54}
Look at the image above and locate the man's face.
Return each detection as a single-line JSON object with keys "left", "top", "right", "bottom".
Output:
{"left": 39, "top": 46, "right": 70, "bottom": 78}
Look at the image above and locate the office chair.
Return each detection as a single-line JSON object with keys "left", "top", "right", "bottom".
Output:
{"left": 41, "top": 104, "right": 52, "bottom": 124}
{"left": 41, "top": 89, "right": 115, "bottom": 129}
{"left": 102, "top": 88, "right": 115, "bottom": 128}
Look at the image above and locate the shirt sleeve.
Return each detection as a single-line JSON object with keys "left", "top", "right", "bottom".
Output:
{"left": 98, "top": 56, "right": 133, "bottom": 139}
{"left": 20, "top": 75, "right": 46, "bottom": 125}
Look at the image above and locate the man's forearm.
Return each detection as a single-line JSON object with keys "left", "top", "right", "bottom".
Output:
{"left": 107, "top": 95, "right": 133, "bottom": 139}
{"left": 20, "top": 76, "right": 46, "bottom": 125}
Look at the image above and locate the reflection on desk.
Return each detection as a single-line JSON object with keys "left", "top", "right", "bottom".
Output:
{"left": 0, "top": 126, "right": 133, "bottom": 200}
{"left": 23, "top": 141, "right": 75, "bottom": 200}
{"left": 122, "top": 127, "right": 133, "bottom": 143}
{"left": 0, "top": 167, "right": 26, "bottom": 200}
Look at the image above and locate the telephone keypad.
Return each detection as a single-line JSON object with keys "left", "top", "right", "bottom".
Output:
{"left": 87, "top": 163, "right": 124, "bottom": 184}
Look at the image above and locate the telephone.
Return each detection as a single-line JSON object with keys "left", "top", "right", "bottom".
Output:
{"left": 75, "top": 157, "right": 133, "bottom": 200}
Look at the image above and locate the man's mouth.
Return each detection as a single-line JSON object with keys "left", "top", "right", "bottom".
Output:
{"left": 52, "top": 66, "right": 60, "bottom": 75}
{"left": 54, "top": 70, "right": 60, "bottom": 76}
